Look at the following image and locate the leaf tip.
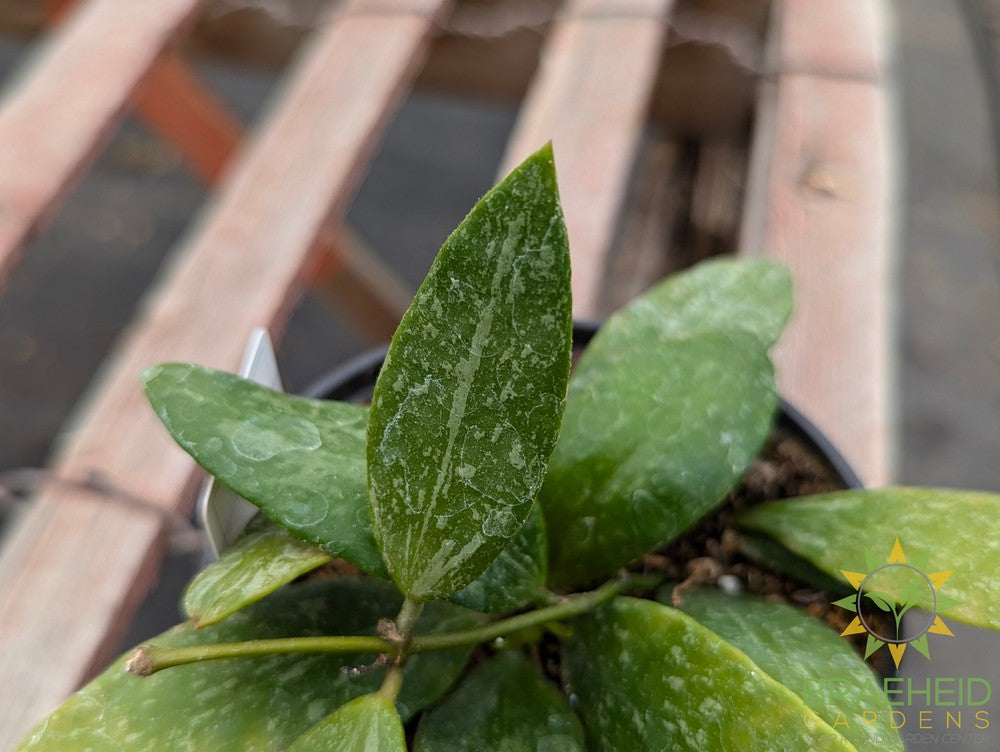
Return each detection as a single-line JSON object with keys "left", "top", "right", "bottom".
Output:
{"left": 505, "top": 142, "right": 558, "bottom": 188}
{"left": 140, "top": 364, "right": 164, "bottom": 389}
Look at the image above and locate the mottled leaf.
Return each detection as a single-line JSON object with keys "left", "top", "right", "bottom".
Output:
{"left": 415, "top": 651, "right": 584, "bottom": 751}
{"left": 143, "top": 364, "right": 386, "bottom": 577}
{"left": 541, "top": 260, "right": 790, "bottom": 586}
{"left": 564, "top": 597, "right": 856, "bottom": 751}
{"left": 543, "top": 331, "right": 778, "bottom": 585}
{"left": 368, "top": 144, "right": 572, "bottom": 601}
{"left": 671, "top": 588, "right": 903, "bottom": 752}
{"left": 287, "top": 694, "right": 405, "bottom": 752}
{"left": 184, "top": 515, "right": 331, "bottom": 627}
{"left": 738, "top": 488, "right": 1000, "bottom": 630}
{"left": 598, "top": 257, "right": 792, "bottom": 347}
{"left": 449, "top": 504, "right": 547, "bottom": 613}
{"left": 18, "top": 579, "right": 480, "bottom": 751}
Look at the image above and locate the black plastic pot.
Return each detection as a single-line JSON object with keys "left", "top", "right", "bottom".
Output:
{"left": 302, "top": 320, "right": 863, "bottom": 492}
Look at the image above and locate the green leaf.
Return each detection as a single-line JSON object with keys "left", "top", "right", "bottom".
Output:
{"left": 368, "top": 144, "right": 572, "bottom": 601}
{"left": 543, "top": 331, "right": 778, "bottom": 585}
{"left": 670, "top": 588, "right": 903, "bottom": 752}
{"left": 184, "top": 515, "right": 332, "bottom": 627}
{"left": 597, "top": 257, "right": 793, "bottom": 347}
{"left": 415, "top": 651, "right": 585, "bottom": 751}
{"left": 738, "top": 487, "right": 1000, "bottom": 630}
{"left": 143, "top": 364, "right": 387, "bottom": 577}
{"left": 449, "top": 503, "right": 547, "bottom": 613}
{"left": 564, "top": 597, "right": 857, "bottom": 751}
{"left": 541, "top": 259, "right": 790, "bottom": 586}
{"left": 739, "top": 533, "right": 848, "bottom": 593}
{"left": 18, "top": 579, "right": 480, "bottom": 751}
{"left": 287, "top": 694, "right": 406, "bottom": 752}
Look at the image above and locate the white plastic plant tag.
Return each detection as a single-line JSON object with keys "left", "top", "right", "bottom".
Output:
{"left": 197, "top": 328, "right": 284, "bottom": 557}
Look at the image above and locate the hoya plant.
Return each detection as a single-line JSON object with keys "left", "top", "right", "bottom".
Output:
{"left": 19, "top": 145, "right": 1000, "bottom": 751}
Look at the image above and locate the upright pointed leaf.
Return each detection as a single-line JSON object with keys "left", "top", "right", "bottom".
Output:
{"left": 288, "top": 694, "right": 405, "bottom": 752}
{"left": 415, "top": 651, "right": 585, "bottom": 751}
{"left": 143, "top": 364, "right": 386, "bottom": 577}
{"left": 564, "top": 597, "right": 856, "bottom": 751}
{"left": 368, "top": 144, "right": 572, "bottom": 601}
{"left": 184, "top": 515, "right": 331, "bottom": 627}
{"left": 738, "top": 488, "right": 1000, "bottom": 630}
{"left": 18, "top": 580, "right": 480, "bottom": 751}
{"left": 670, "top": 588, "right": 903, "bottom": 752}
{"left": 541, "top": 259, "right": 790, "bottom": 586}
{"left": 449, "top": 503, "right": 547, "bottom": 613}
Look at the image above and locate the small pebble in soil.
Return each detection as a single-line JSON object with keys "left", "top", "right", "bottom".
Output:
{"left": 717, "top": 574, "right": 742, "bottom": 595}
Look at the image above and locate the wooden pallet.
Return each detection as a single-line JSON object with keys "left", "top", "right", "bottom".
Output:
{"left": 0, "top": 0, "right": 896, "bottom": 745}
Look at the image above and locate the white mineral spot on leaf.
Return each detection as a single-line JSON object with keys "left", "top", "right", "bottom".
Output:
{"left": 508, "top": 443, "right": 526, "bottom": 469}
{"left": 281, "top": 489, "right": 331, "bottom": 527}
{"left": 231, "top": 415, "right": 322, "bottom": 461}
{"left": 482, "top": 507, "right": 519, "bottom": 538}
{"left": 698, "top": 697, "right": 723, "bottom": 717}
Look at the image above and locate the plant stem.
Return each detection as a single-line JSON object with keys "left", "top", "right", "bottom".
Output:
{"left": 126, "top": 635, "right": 392, "bottom": 676}
{"left": 409, "top": 575, "right": 648, "bottom": 653}
{"left": 395, "top": 597, "right": 424, "bottom": 639}
{"left": 376, "top": 596, "right": 424, "bottom": 700}
{"left": 378, "top": 665, "right": 405, "bottom": 702}
{"left": 127, "top": 574, "right": 657, "bottom": 677}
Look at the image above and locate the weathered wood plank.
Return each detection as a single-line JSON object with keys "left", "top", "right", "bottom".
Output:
{"left": 739, "top": 74, "right": 894, "bottom": 486}
{"left": 0, "top": 1, "right": 447, "bottom": 745}
{"left": 498, "top": 0, "right": 674, "bottom": 318}
{"left": 776, "top": 0, "right": 889, "bottom": 79}
{"left": 0, "top": 0, "right": 210, "bottom": 287}
{"left": 47, "top": 0, "right": 241, "bottom": 185}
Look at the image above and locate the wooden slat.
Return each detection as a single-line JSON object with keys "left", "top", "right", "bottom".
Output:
{"left": 498, "top": 0, "right": 674, "bottom": 318}
{"left": 739, "top": 74, "right": 894, "bottom": 486}
{"left": 776, "top": 0, "right": 889, "bottom": 79}
{"left": 0, "top": 1, "right": 446, "bottom": 744}
{"left": 740, "top": 0, "right": 895, "bottom": 487}
{"left": 0, "top": 0, "right": 210, "bottom": 287}
{"left": 45, "top": 0, "right": 242, "bottom": 184}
